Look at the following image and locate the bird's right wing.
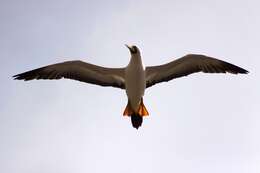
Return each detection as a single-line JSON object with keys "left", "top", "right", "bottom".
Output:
{"left": 13, "top": 60, "right": 126, "bottom": 89}
{"left": 145, "top": 54, "right": 248, "bottom": 88}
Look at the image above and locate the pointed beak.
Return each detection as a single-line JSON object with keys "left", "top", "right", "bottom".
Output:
{"left": 125, "top": 44, "right": 131, "bottom": 51}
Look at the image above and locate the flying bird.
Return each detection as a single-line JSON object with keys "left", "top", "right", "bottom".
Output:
{"left": 13, "top": 45, "right": 248, "bottom": 129}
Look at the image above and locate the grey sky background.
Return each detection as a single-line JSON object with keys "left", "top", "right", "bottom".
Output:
{"left": 1, "top": 0, "right": 259, "bottom": 172}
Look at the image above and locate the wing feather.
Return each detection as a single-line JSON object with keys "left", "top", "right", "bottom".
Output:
{"left": 13, "top": 60, "right": 125, "bottom": 89}
{"left": 145, "top": 54, "right": 248, "bottom": 88}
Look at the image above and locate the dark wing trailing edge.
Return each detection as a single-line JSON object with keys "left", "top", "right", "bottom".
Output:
{"left": 145, "top": 54, "right": 248, "bottom": 88}
{"left": 13, "top": 60, "right": 126, "bottom": 89}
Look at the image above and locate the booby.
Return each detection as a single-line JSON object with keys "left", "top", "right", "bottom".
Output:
{"left": 13, "top": 45, "right": 248, "bottom": 129}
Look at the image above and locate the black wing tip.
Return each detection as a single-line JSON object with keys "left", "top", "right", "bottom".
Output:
{"left": 243, "top": 68, "right": 249, "bottom": 74}
{"left": 223, "top": 61, "right": 249, "bottom": 74}
{"left": 12, "top": 67, "right": 45, "bottom": 81}
{"left": 12, "top": 73, "right": 31, "bottom": 80}
{"left": 232, "top": 66, "right": 249, "bottom": 74}
{"left": 12, "top": 74, "right": 24, "bottom": 80}
{"left": 231, "top": 67, "right": 249, "bottom": 74}
{"left": 242, "top": 69, "right": 249, "bottom": 74}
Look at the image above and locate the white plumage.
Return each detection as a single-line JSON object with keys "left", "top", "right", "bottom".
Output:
{"left": 125, "top": 45, "right": 145, "bottom": 112}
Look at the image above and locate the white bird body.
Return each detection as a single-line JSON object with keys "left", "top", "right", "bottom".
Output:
{"left": 125, "top": 51, "right": 145, "bottom": 112}
{"left": 13, "top": 44, "right": 248, "bottom": 129}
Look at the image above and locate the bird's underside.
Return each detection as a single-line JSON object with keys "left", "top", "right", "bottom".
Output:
{"left": 13, "top": 48, "right": 248, "bottom": 129}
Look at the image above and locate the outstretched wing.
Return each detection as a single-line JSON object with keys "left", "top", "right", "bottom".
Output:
{"left": 145, "top": 54, "right": 248, "bottom": 88}
{"left": 13, "top": 60, "right": 125, "bottom": 89}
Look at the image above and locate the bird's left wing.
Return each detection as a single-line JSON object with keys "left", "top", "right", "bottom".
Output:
{"left": 13, "top": 60, "right": 125, "bottom": 89}
{"left": 145, "top": 54, "right": 248, "bottom": 88}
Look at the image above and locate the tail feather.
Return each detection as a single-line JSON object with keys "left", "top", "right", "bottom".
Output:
{"left": 131, "top": 114, "right": 143, "bottom": 129}
{"left": 123, "top": 98, "right": 148, "bottom": 129}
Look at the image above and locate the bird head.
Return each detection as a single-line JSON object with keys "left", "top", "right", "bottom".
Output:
{"left": 125, "top": 44, "right": 140, "bottom": 55}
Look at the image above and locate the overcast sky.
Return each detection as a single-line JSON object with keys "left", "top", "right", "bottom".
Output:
{"left": 1, "top": 0, "right": 259, "bottom": 173}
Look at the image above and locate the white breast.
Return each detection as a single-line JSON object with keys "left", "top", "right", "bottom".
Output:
{"left": 125, "top": 54, "right": 146, "bottom": 112}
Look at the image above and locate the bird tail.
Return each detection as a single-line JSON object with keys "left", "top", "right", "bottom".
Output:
{"left": 123, "top": 98, "right": 149, "bottom": 129}
{"left": 131, "top": 113, "right": 143, "bottom": 129}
